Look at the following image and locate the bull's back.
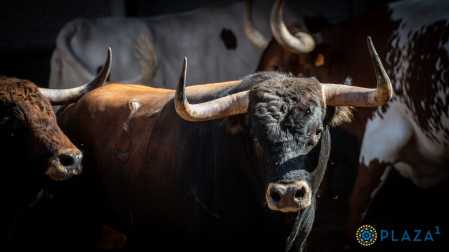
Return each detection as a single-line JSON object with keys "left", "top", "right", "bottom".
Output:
{"left": 57, "top": 81, "right": 241, "bottom": 237}
{"left": 58, "top": 82, "right": 174, "bottom": 171}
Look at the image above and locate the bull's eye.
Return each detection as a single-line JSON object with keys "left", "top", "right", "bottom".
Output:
{"left": 308, "top": 128, "right": 323, "bottom": 147}
{"left": 271, "top": 65, "right": 279, "bottom": 71}
{"left": 305, "top": 107, "right": 311, "bottom": 115}
{"left": 0, "top": 115, "right": 12, "bottom": 126}
{"left": 0, "top": 115, "right": 15, "bottom": 135}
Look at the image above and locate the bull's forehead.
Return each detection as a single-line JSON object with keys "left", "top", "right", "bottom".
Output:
{"left": 1, "top": 80, "right": 68, "bottom": 147}
{"left": 250, "top": 77, "right": 325, "bottom": 148}
{"left": 251, "top": 77, "right": 323, "bottom": 101}
{"left": 1, "top": 82, "right": 53, "bottom": 115}
{"left": 250, "top": 77, "right": 324, "bottom": 113}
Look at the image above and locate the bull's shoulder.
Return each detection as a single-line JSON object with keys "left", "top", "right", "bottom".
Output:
{"left": 80, "top": 83, "right": 172, "bottom": 106}
{"left": 183, "top": 80, "right": 241, "bottom": 100}
{"left": 90, "top": 82, "right": 169, "bottom": 94}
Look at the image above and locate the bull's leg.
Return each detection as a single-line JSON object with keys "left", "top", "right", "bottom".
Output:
{"left": 339, "top": 105, "right": 412, "bottom": 250}
{"left": 340, "top": 160, "right": 392, "bottom": 250}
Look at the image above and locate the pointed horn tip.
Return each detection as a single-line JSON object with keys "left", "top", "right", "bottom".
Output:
{"left": 274, "top": 0, "right": 285, "bottom": 10}
{"left": 100, "top": 47, "right": 112, "bottom": 72}
{"left": 176, "top": 57, "right": 188, "bottom": 96}
{"left": 180, "top": 57, "right": 187, "bottom": 69}
{"left": 367, "top": 36, "right": 372, "bottom": 43}
{"left": 367, "top": 36, "right": 377, "bottom": 54}
{"left": 181, "top": 57, "right": 187, "bottom": 75}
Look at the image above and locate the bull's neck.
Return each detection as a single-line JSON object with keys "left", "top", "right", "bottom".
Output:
{"left": 213, "top": 125, "right": 265, "bottom": 205}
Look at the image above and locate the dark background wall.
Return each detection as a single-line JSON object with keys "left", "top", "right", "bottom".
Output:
{"left": 0, "top": 0, "right": 391, "bottom": 87}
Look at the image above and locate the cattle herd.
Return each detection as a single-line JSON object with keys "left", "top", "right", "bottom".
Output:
{"left": 1, "top": 0, "right": 448, "bottom": 251}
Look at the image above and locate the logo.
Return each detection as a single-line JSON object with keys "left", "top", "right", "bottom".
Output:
{"left": 356, "top": 225, "right": 440, "bottom": 247}
{"left": 380, "top": 226, "right": 440, "bottom": 242}
{"left": 356, "top": 225, "right": 378, "bottom": 246}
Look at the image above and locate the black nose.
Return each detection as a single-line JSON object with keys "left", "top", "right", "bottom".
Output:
{"left": 293, "top": 186, "right": 306, "bottom": 202}
{"left": 270, "top": 185, "right": 305, "bottom": 205}
{"left": 266, "top": 181, "right": 311, "bottom": 212}
{"left": 58, "top": 149, "right": 83, "bottom": 174}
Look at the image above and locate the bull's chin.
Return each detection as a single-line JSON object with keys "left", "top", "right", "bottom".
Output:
{"left": 267, "top": 203, "right": 310, "bottom": 213}
{"left": 45, "top": 167, "right": 77, "bottom": 181}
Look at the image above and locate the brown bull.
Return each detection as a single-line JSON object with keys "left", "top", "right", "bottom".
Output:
{"left": 0, "top": 49, "right": 110, "bottom": 250}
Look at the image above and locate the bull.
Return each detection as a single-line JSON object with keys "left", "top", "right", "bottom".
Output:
{"left": 53, "top": 38, "right": 391, "bottom": 251}
{"left": 251, "top": 0, "right": 449, "bottom": 249}
{"left": 0, "top": 49, "right": 110, "bottom": 249}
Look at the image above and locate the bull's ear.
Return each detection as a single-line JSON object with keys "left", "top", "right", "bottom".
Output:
{"left": 314, "top": 53, "right": 325, "bottom": 67}
{"left": 324, "top": 77, "right": 353, "bottom": 126}
{"left": 325, "top": 105, "right": 353, "bottom": 127}
{"left": 307, "top": 42, "right": 333, "bottom": 68}
{"left": 222, "top": 115, "right": 245, "bottom": 133}
{"left": 222, "top": 109, "right": 255, "bottom": 134}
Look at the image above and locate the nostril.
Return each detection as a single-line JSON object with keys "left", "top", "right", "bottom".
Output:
{"left": 59, "top": 153, "right": 75, "bottom": 167}
{"left": 270, "top": 189, "right": 282, "bottom": 202}
{"left": 294, "top": 186, "right": 306, "bottom": 201}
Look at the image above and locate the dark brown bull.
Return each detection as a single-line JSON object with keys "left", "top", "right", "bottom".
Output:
{"left": 52, "top": 37, "right": 391, "bottom": 251}
{"left": 250, "top": 0, "right": 449, "bottom": 250}
{"left": 0, "top": 49, "right": 110, "bottom": 249}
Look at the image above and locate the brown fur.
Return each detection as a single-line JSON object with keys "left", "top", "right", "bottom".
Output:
{"left": 0, "top": 77, "right": 73, "bottom": 151}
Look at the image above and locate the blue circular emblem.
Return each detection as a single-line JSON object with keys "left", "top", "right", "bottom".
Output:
{"left": 356, "top": 225, "right": 377, "bottom": 246}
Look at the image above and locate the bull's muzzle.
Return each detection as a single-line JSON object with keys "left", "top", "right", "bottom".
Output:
{"left": 45, "top": 148, "right": 83, "bottom": 180}
{"left": 266, "top": 180, "right": 311, "bottom": 212}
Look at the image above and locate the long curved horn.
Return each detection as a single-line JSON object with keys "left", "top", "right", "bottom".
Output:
{"left": 39, "top": 48, "right": 111, "bottom": 105}
{"left": 322, "top": 37, "right": 393, "bottom": 107}
{"left": 174, "top": 58, "right": 249, "bottom": 122}
{"left": 270, "top": 0, "right": 315, "bottom": 54}
{"left": 243, "top": 0, "right": 269, "bottom": 49}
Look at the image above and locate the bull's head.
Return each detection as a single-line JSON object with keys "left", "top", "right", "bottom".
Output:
{"left": 0, "top": 48, "right": 111, "bottom": 182}
{"left": 245, "top": 0, "right": 330, "bottom": 75}
{"left": 174, "top": 38, "right": 391, "bottom": 213}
